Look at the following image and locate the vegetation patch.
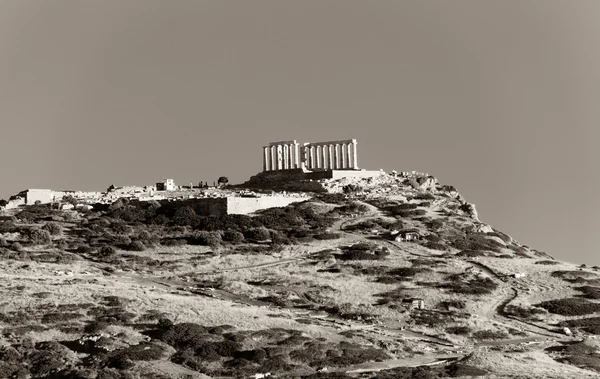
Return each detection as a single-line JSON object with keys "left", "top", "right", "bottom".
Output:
{"left": 535, "top": 298, "right": 600, "bottom": 316}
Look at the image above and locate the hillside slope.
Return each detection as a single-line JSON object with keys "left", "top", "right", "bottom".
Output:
{"left": 0, "top": 172, "right": 599, "bottom": 378}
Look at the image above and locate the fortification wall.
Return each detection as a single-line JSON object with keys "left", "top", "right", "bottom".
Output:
{"left": 158, "top": 198, "right": 229, "bottom": 217}
{"left": 226, "top": 196, "right": 306, "bottom": 215}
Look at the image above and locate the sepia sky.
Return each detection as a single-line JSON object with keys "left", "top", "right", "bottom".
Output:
{"left": 0, "top": 1, "right": 599, "bottom": 265}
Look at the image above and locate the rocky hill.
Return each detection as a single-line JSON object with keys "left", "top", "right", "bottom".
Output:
{"left": 0, "top": 172, "right": 598, "bottom": 378}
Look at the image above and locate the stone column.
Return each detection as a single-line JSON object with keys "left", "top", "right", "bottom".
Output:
{"left": 283, "top": 145, "right": 289, "bottom": 170}
{"left": 293, "top": 143, "right": 299, "bottom": 168}
{"left": 270, "top": 146, "right": 276, "bottom": 171}
{"left": 352, "top": 140, "right": 358, "bottom": 169}
{"left": 328, "top": 144, "right": 334, "bottom": 170}
{"left": 263, "top": 146, "right": 269, "bottom": 171}
{"left": 346, "top": 143, "right": 353, "bottom": 169}
{"left": 315, "top": 146, "right": 322, "bottom": 169}
{"left": 334, "top": 144, "right": 340, "bottom": 169}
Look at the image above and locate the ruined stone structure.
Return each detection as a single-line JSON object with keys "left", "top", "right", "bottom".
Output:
{"left": 263, "top": 140, "right": 301, "bottom": 171}
{"left": 263, "top": 139, "right": 359, "bottom": 172}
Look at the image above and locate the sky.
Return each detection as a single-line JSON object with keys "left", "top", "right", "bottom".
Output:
{"left": 0, "top": 1, "right": 598, "bottom": 265}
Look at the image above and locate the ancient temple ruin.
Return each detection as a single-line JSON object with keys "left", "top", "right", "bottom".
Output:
{"left": 263, "top": 139, "right": 359, "bottom": 172}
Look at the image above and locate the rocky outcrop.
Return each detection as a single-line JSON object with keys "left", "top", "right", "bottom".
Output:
{"left": 460, "top": 202, "right": 480, "bottom": 221}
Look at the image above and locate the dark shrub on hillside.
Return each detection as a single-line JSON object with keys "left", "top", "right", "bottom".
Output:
{"left": 161, "top": 238, "right": 188, "bottom": 247}
{"left": 456, "top": 250, "right": 488, "bottom": 258}
{"left": 473, "top": 330, "right": 508, "bottom": 340}
{"left": 503, "top": 305, "right": 546, "bottom": 319}
{"left": 189, "top": 231, "right": 222, "bottom": 247}
{"left": 343, "top": 184, "right": 362, "bottom": 194}
{"left": 314, "top": 232, "right": 342, "bottom": 240}
{"left": 10, "top": 242, "right": 23, "bottom": 252}
{"left": 106, "top": 342, "right": 167, "bottom": 365}
{"left": 159, "top": 323, "right": 209, "bottom": 349}
{"left": 43, "top": 222, "right": 63, "bottom": 235}
{"left": 559, "top": 317, "right": 600, "bottom": 334}
{"left": 317, "top": 194, "right": 347, "bottom": 205}
{"left": 449, "top": 232, "right": 504, "bottom": 253}
{"left": 0, "top": 221, "right": 17, "bottom": 233}
{"left": 535, "top": 260, "right": 560, "bottom": 265}
{"left": 98, "top": 246, "right": 117, "bottom": 258}
{"left": 575, "top": 286, "right": 600, "bottom": 300}
{"left": 41, "top": 312, "right": 84, "bottom": 324}
{"left": 535, "top": 298, "right": 600, "bottom": 316}
{"left": 440, "top": 277, "right": 498, "bottom": 295}
{"left": 127, "top": 241, "right": 146, "bottom": 251}
{"left": 438, "top": 300, "right": 466, "bottom": 310}
{"left": 335, "top": 201, "right": 369, "bottom": 215}
{"left": 446, "top": 326, "right": 471, "bottom": 335}
{"left": 25, "top": 228, "right": 52, "bottom": 245}
{"left": 173, "top": 206, "right": 200, "bottom": 227}
{"left": 111, "top": 204, "right": 152, "bottom": 223}
{"left": 270, "top": 230, "right": 293, "bottom": 245}
{"left": 222, "top": 229, "right": 245, "bottom": 244}
{"left": 243, "top": 227, "right": 271, "bottom": 241}
{"left": 412, "top": 310, "right": 452, "bottom": 327}
{"left": 16, "top": 205, "right": 54, "bottom": 222}
{"left": 413, "top": 192, "right": 435, "bottom": 200}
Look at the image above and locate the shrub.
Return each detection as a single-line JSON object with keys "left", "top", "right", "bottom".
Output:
{"left": 159, "top": 323, "right": 209, "bottom": 349}
{"left": 161, "top": 238, "right": 187, "bottom": 247}
{"left": 25, "top": 228, "right": 52, "bottom": 245}
{"left": 173, "top": 206, "right": 200, "bottom": 227}
{"left": 313, "top": 232, "right": 342, "bottom": 240}
{"left": 243, "top": 227, "right": 271, "bottom": 242}
{"left": 43, "top": 222, "right": 63, "bottom": 236}
{"left": 128, "top": 241, "right": 146, "bottom": 251}
{"left": 535, "top": 298, "right": 600, "bottom": 316}
{"left": 575, "top": 286, "right": 600, "bottom": 299}
{"left": 98, "top": 246, "right": 117, "bottom": 258}
{"left": 438, "top": 300, "right": 466, "bottom": 310}
{"left": 535, "top": 260, "right": 560, "bottom": 265}
{"left": 503, "top": 304, "right": 546, "bottom": 319}
{"left": 446, "top": 326, "right": 471, "bottom": 335}
{"left": 440, "top": 276, "right": 498, "bottom": 295}
{"left": 10, "top": 242, "right": 23, "bottom": 251}
{"left": 413, "top": 192, "right": 435, "bottom": 200}
{"left": 222, "top": 229, "right": 245, "bottom": 244}
{"left": 190, "top": 231, "right": 222, "bottom": 247}
{"left": 473, "top": 329, "right": 508, "bottom": 340}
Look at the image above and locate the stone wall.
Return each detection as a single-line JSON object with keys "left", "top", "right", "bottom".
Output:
{"left": 226, "top": 196, "right": 306, "bottom": 215}
{"left": 26, "top": 189, "right": 53, "bottom": 204}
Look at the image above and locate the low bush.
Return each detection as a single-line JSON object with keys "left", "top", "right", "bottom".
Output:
{"left": 446, "top": 326, "right": 471, "bottom": 335}
{"left": 535, "top": 298, "right": 600, "bottom": 316}
{"left": 473, "top": 329, "right": 508, "bottom": 340}
{"left": 575, "top": 286, "right": 600, "bottom": 299}
{"left": 161, "top": 238, "right": 188, "bottom": 247}
{"left": 313, "top": 232, "right": 342, "bottom": 240}
{"left": 222, "top": 229, "right": 245, "bottom": 244}
{"left": 243, "top": 227, "right": 271, "bottom": 242}
{"left": 127, "top": 241, "right": 146, "bottom": 252}
{"left": 535, "top": 260, "right": 560, "bottom": 265}
{"left": 25, "top": 228, "right": 52, "bottom": 245}
{"left": 440, "top": 276, "right": 498, "bottom": 295}
{"left": 438, "top": 300, "right": 466, "bottom": 310}
{"left": 190, "top": 231, "right": 222, "bottom": 247}
{"left": 503, "top": 304, "right": 546, "bottom": 319}
{"left": 43, "top": 222, "right": 63, "bottom": 236}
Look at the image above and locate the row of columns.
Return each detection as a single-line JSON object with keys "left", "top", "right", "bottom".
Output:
{"left": 263, "top": 141, "right": 300, "bottom": 171}
{"left": 303, "top": 139, "right": 358, "bottom": 170}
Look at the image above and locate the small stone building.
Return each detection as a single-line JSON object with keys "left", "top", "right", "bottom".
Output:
{"left": 393, "top": 229, "right": 421, "bottom": 242}
{"left": 156, "top": 179, "right": 175, "bottom": 191}
{"left": 402, "top": 298, "right": 425, "bottom": 310}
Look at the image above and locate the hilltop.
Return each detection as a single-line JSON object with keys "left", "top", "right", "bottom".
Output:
{"left": 0, "top": 171, "right": 599, "bottom": 379}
